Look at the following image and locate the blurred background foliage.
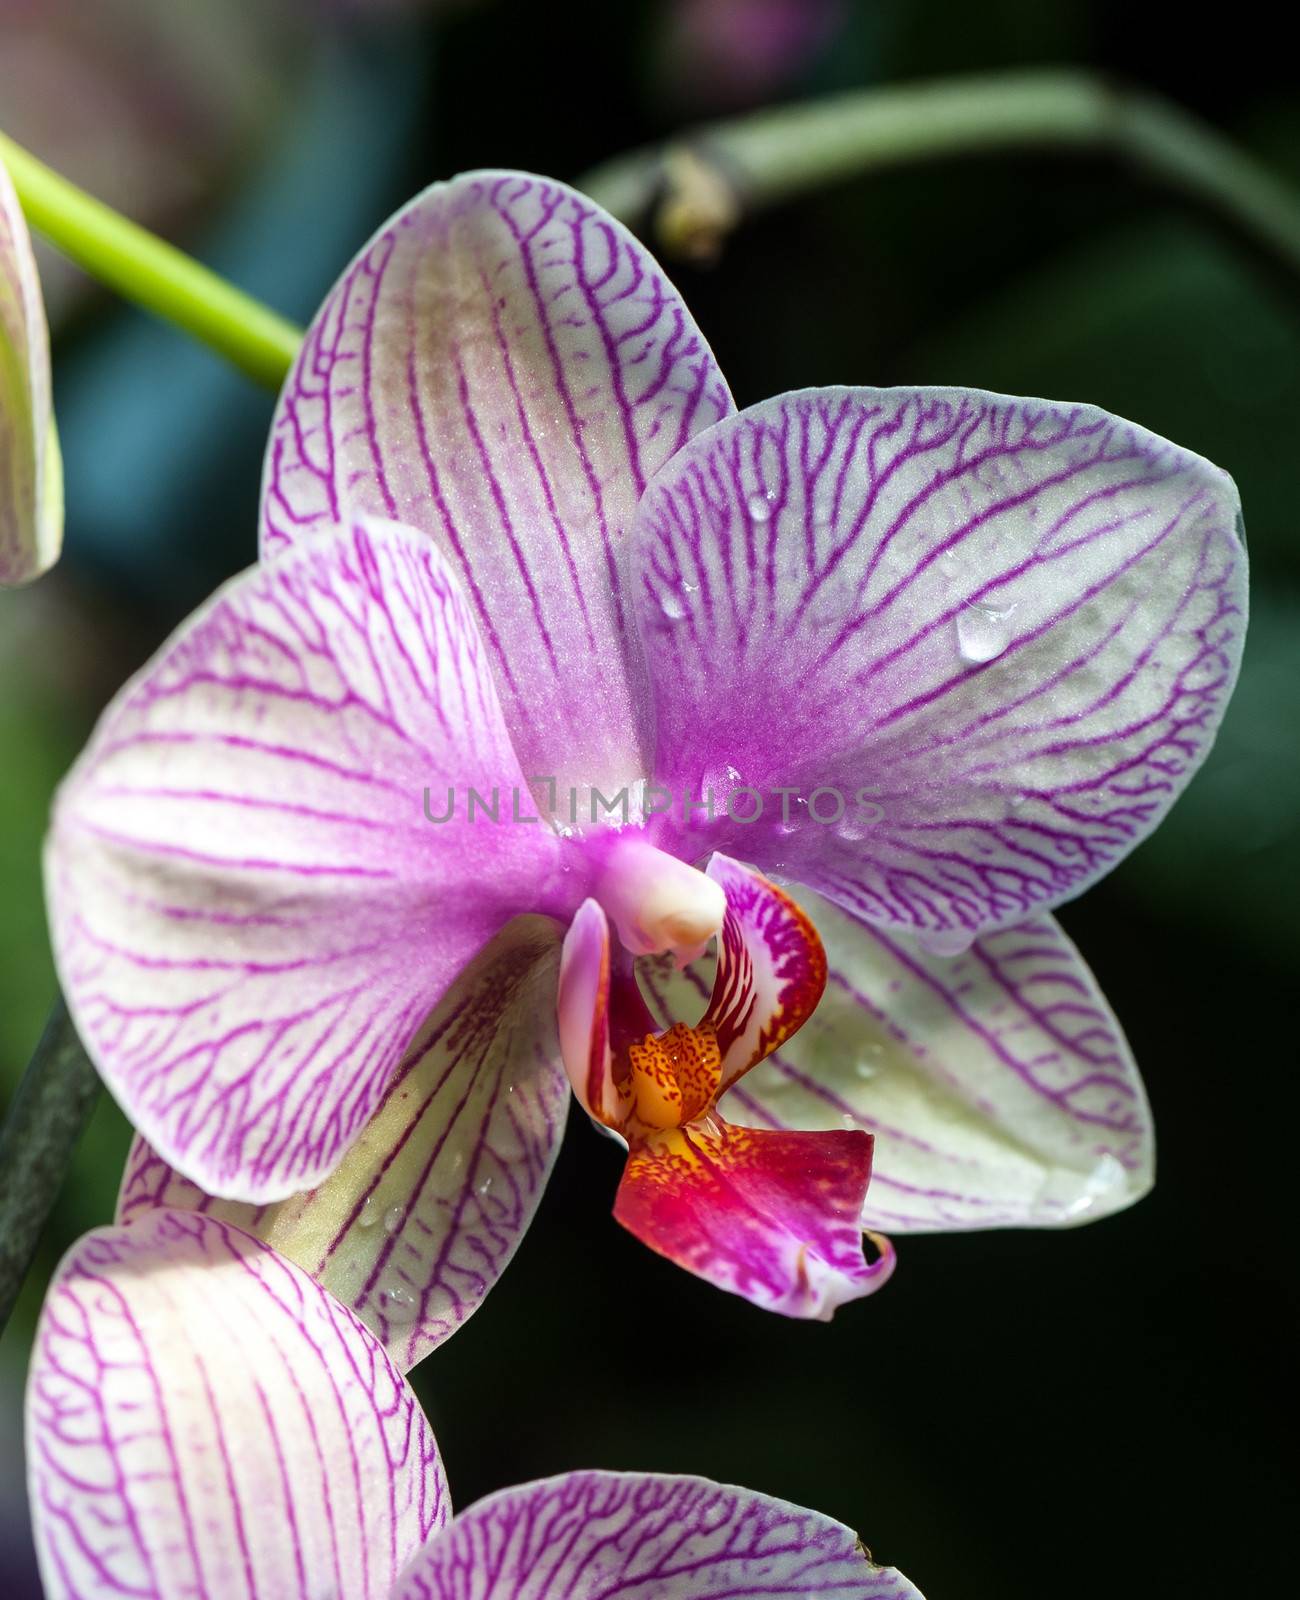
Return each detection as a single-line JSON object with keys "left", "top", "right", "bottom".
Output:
{"left": 1, "top": 1, "right": 1296, "bottom": 1595}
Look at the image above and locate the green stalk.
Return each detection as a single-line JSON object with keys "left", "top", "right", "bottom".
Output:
{"left": 1, "top": 131, "right": 302, "bottom": 390}
{"left": 579, "top": 69, "right": 1300, "bottom": 282}
{"left": 0, "top": 1003, "right": 100, "bottom": 1332}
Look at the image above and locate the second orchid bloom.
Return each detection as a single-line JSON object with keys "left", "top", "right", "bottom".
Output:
{"left": 28, "top": 1207, "right": 923, "bottom": 1598}
{"left": 49, "top": 171, "right": 1246, "bottom": 1352}
{"left": 1, "top": 154, "right": 61, "bottom": 587}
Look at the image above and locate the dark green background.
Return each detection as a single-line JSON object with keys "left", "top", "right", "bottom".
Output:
{"left": 2, "top": 2, "right": 1296, "bottom": 1595}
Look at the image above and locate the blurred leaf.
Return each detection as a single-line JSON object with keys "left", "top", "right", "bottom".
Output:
{"left": 1102, "top": 593, "right": 1300, "bottom": 962}
{"left": 906, "top": 216, "right": 1299, "bottom": 574}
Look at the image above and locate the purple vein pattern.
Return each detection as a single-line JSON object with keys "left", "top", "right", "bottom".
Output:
{"left": 26, "top": 1209, "right": 447, "bottom": 1600}
{"left": 116, "top": 919, "right": 570, "bottom": 1371}
{"left": 643, "top": 887, "right": 1151, "bottom": 1231}
{"left": 46, "top": 519, "right": 560, "bottom": 1202}
{"left": 393, "top": 1472, "right": 922, "bottom": 1599}
{"left": 260, "top": 169, "right": 733, "bottom": 798}
{"left": 0, "top": 154, "right": 59, "bottom": 586}
{"left": 634, "top": 387, "right": 1246, "bottom": 936}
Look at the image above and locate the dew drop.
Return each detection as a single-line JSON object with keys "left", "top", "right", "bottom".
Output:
{"left": 837, "top": 801, "right": 885, "bottom": 841}
{"left": 840, "top": 1113, "right": 859, "bottom": 1131}
{"left": 658, "top": 591, "right": 686, "bottom": 621}
{"left": 1088, "top": 1152, "right": 1127, "bottom": 1193}
{"left": 377, "top": 1283, "right": 418, "bottom": 1324}
{"left": 477, "top": 1175, "right": 494, "bottom": 1197}
{"left": 955, "top": 601, "right": 1017, "bottom": 665}
{"left": 357, "top": 1194, "right": 381, "bottom": 1229}
{"left": 725, "top": 764, "right": 744, "bottom": 784}
{"left": 1008, "top": 790, "right": 1029, "bottom": 810}
{"left": 382, "top": 1205, "right": 405, "bottom": 1235}
{"left": 853, "top": 1051, "right": 881, "bottom": 1081}
{"left": 1061, "top": 1152, "right": 1129, "bottom": 1219}
{"left": 938, "top": 549, "right": 965, "bottom": 578}
{"left": 747, "top": 492, "right": 773, "bottom": 522}
{"left": 919, "top": 926, "right": 975, "bottom": 957}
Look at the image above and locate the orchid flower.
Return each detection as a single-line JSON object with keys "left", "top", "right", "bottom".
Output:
{"left": 47, "top": 172, "right": 1246, "bottom": 1351}
{"left": 1, "top": 153, "right": 61, "bottom": 586}
{"left": 26, "top": 1207, "right": 924, "bottom": 1600}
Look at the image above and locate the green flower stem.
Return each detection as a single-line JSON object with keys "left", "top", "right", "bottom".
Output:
{"left": 579, "top": 69, "right": 1300, "bottom": 281}
{"left": 0, "top": 1001, "right": 101, "bottom": 1333}
{"left": 0, "top": 130, "right": 302, "bottom": 390}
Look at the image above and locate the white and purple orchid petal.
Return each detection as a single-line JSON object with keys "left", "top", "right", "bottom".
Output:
{"left": 260, "top": 170, "right": 733, "bottom": 802}
{"left": 1, "top": 155, "right": 61, "bottom": 586}
{"left": 46, "top": 518, "right": 560, "bottom": 1203}
{"left": 116, "top": 917, "right": 568, "bottom": 1371}
{"left": 717, "top": 887, "right": 1152, "bottom": 1231}
{"left": 615, "top": 1117, "right": 892, "bottom": 1319}
{"left": 557, "top": 897, "right": 645, "bottom": 1127}
{"left": 26, "top": 1209, "right": 448, "bottom": 1600}
{"left": 703, "top": 853, "right": 826, "bottom": 1089}
{"left": 393, "top": 1470, "right": 921, "bottom": 1599}
{"left": 634, "top": 388, "right": 1246, "bottom": 938}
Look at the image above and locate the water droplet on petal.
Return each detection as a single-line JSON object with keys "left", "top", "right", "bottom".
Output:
{"left": 919, "top": 926, "right": 975, "bottom": 957}
{"left": 357, "top": 1194, "right": 381, "bottom": 1229}
{"left": 938, "top": 549, "right": 964, "bottom": 578}
{"left": 382, "top": 1205, "right": 405, "bottom": 1235}
{"left": 377, "top": 1283, "right": 419, "bottom": 1324}
{"left": 747, "top": 492, "right": 773, "bottom": 522}
{"left": 840, "top": 1113, "right": 859, "bottom": 1131}
{"left": 659, "top": 591, "right": 686, "bottom": 621}
{"left": 477, "top": 1175, "right": 494, "bottom": 1197}
{"left": 1009, "top": 790, "right": 1029, "bottom": 810}
{"left": 725, "top": 765, "right": 743, "bottom": 784}
{"left": 955, "top": 602, "right": 1017, "bottom": 664}
{"left": 1060, "top": 1152, "right": 1129, "bottom": 1219}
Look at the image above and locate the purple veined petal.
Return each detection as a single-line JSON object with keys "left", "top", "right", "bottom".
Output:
{"left": 393, "top": 1470, "right": 923, "bottom": 1599}
{"left": 116, "top": 917, "right": 569, "bottom": 1371}
{"left": 46, "top": 517, "right": 561, "bottom": 1203}
{"left": 556, "top": 896, "right": 651, "bottom": 1128}
{"left": 633, "top": 387, "right": 1247, "bottom": 937}
{"left": 695, "top": 886, "right": 1153, "bottom": 1232}
{"left": 557, "top": 898, "right": 618, "bottom": 1123}
{"left": 260, "top": 170, "right": 733, "bottom": 804}
{"left": 703, "top": 852, "right": 826, "bottom": 1089}
{"left": 26, "top": 1209, "right": 448, "bottom": 1600}
{"left": 0, "top": 155, "right": 62, "bottom": 586}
